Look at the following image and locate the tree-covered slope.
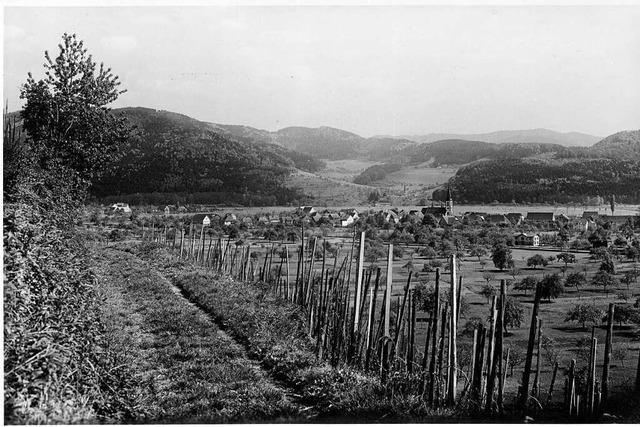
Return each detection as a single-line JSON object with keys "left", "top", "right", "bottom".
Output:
{"left": 450, "top": 158, "right": 640, "bottom": 204}
{"left": 93, "top": 108, "right": 307, "bottom": 205}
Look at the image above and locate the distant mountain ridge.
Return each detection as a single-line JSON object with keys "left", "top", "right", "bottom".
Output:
{"left": 386, "top": 128, "right": 601, "bottom": 147}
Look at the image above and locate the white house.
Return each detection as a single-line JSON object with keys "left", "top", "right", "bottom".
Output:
{"left": 514, "top": 232, "right": 540, "bottom": 247}
{"left": 111, "top": 203, "right": 131, "bottom": 214}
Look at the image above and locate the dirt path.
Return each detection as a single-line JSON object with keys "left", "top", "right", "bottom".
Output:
{"left": 92, "top": 244, "right": 306, "bottom": 422}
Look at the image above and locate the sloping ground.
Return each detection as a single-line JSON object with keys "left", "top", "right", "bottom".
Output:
{"left": 285, "top": 169, "right": 375, "bottom": 205}
{"left": 92, "top": 244, "right": 301, "bottom": 422}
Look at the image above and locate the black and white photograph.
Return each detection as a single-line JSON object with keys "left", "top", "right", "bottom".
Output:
{"left": 3, "top": 1, "right": 640, "bottom": 424}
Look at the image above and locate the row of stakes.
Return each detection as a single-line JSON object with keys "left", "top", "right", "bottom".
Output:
{"left": 141, "top": 222, "right": 640, "bottom": 419}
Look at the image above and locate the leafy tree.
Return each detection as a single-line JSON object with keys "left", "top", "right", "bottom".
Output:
{"left": 599, "top": 256, "right": 616, "bottom": 274}
{"left": 541, "top": 335, "right": 560, "bottom": 365}
{"left": 491, "top": 243, "right": 513, "bottom": 271}
{"left": 480, "top": 283, "right": 497, "bottom": 303}
{"left": 592, "top": 270, "right": 619, "bottom": 294}
{"left": 565, "top": 303, "right": 602, "bottom": 329}
{"left": 419, "top": 246, "right": 437, "bottom": 259}
{"left": 604, "top": 305, "right": 640, "bottom": 327}
{"left": 20, "top": 33, "right": 130, "bottom": 181}
{"left": 527, "top": 254, "right": 548, "bottom": 269}
{"left": 556, "top": 252, "right": 576, "bottom": 268}
{"left": 622, "top": 271, "right": 636, "bottom": 290}
{"left": 514, "top": 276, "right": 538, "bottom": 296}
{"left": 507, "top": 347, "right": 524, "bottom": 376}
{"left": 509, "top": 266, "right": 522, "bottom": 281}
{"left": 469, "top": 245, "right": 487, "bottom": 262}
{"left": 539, "top": 273, "right": 563, "bottom": 301}
{"left": 565, "top": 272, "right": 587, "bottom": 293}
{"left": 612, "top": 346, "right": 629, "bottom": 367}
{"left": 504, "top": 297, "right": 524, "bottom": 333}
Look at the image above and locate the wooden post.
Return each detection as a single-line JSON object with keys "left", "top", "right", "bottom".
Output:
{"left": 384, "top": 244, "right": 393, "bottom": 338}
{"left": 428, "top": 268, "right": 441, "bottom": 404}
{"left": 448, "top": 254, "right": 458, "bottom": 405}
{"left": 365, "top": 268, "right": 381, "bottom": 371}
{"left": 179, "top": 228, "right": 184, "bottom": 258}
{"left": 532, "top": 317, "right": 543, "bottom": 400}
{"left": 519, "top": 282, "right": 542, "bottom": 410}
{"left": 601, "top": 303, "right": 614, "bottom": 407}
{"left": 471, "top": 325, "right": 486, "bottom": 404}
{"left": 353, "top": 231, "right": 366, "bottom": 334}
{"left": 485, "top": 295, "right": 498, "bottom": 413}
{"left": 568, "top": 359, "right": 576, "bottom": 415}
{"left": 588, "top": 336, "right": 597, "bottom": 416}
{"left": 285, "top": 245, "right": 290, "bottom": 300}
{"left": 497, "top": 279, "right": 506, "bottom": 414}
{"left": 407, "top": 290, "right": 417, "bottom": 372}
{"left": 546, "top": 361, "right": 559, "bottom": 408}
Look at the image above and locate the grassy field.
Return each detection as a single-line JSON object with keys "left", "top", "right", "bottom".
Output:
{"left": 284, "top": 169, "right": 375, "bottom": 205}
{"left": 317, "top": 159, "right": 381, "bottom": 182}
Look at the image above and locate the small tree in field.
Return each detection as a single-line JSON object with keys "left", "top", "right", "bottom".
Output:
{"left": 612, "top": 346, "right": 629, "bottom": 367}
{"left": 469, "top": 245, "right": 487, "bottom": 263}
{"left": 482, "top": 271, "right": 495, "bottom": 286}
{"left": 480, "top": 283, "right": 497, "bottom": 304}
{"left": 565, "top": 271, "right": 587, "bottom": 294}
{"left": 565, "top": 303, "right": 602, "bottom": 329}
{"left": 503, "top": 296, "right": 524, "bottom": 333}
{"left": 592, "top": 270, "right": 619, "bottom": 295}
{"left": 527, "top": 254, "right": 548, "bottom": 269}
{"left": 507, "top": 347, "right": 525, "bottom": 376}
{"left": 514, "top": 276, "right": 538, "bottom": 296}
{"left": 557, "top": 252, "right": 576, "bottom": 269}
{"left": 539, "top": 274, "right": 563, "bottom": 301}
{"left": 491, "top": 243, "right": 513, "bottom": 271}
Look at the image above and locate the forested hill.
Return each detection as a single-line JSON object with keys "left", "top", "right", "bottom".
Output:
{"left": 445, "top": 130, "right": 640, "bottom": 204}
{"left": 92, "top": 107, "right": 321, "bottom": 205}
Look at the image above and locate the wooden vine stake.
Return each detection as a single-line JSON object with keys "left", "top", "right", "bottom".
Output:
{"left": 601, "top": 303, "right": 614, "bottom": 408}
{"left": 519, "top": 282, "right": 542, "bottom": 411}
{"left": 448, "top": 254, "right": 458, "bottom": 405}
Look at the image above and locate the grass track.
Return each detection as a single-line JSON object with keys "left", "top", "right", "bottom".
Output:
{"left": 92, "top": 244, "right": 302, "bottom": 423}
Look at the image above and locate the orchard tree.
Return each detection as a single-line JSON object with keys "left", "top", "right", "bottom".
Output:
{"left": 527, "top": 254, "right": 548, "bottom": 269}
{"left": 592, "top": 270, "right": 619, "bottom": 294}
{"left": 20, "top": 33, "right": 130, "bottom": 181}
{"left": 565, "top": 303, "right": 602, "bottom": 329}
{"left": 514, "top": 276, "right": 538, "bottom": 296}
{"left": 480, "top": 283, "right": 497, "bottom": 303}
{"left": 469, "top": 245, "right": 487, "bottom": 263}
{"left": 556, "top": 252, "right": 576, "bottom": 269}
{"left": 491, "top": 243, "right": 513, "bottom": 271}
{"left": 539, "top": 273, "right": 563, "bottom": 301}
{"left": 565, "top": 271, "right": 587, "bottom": 294}
{"left": 503, "top": 297, "right": 525, "bottom": 333}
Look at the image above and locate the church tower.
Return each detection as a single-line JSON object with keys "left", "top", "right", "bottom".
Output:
{"left": 445, "top": 185, "right": 454, "bottom": 215}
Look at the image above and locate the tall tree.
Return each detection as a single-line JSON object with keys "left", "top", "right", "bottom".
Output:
{"left": 20, "top": 33, "right": 130, "bottom": 182}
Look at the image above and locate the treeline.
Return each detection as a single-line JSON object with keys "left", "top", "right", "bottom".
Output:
{"left": 353, "top": 163, "right": 402, "bottom": 185}
{"left": 451, "top": 158, "right": 640, "bottom": 203}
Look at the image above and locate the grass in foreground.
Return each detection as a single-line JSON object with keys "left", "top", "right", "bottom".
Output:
{"left": 92, "top": 245, "right": 301, "bottom": 423}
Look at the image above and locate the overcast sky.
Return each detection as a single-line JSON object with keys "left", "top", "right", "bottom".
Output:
{"left": 4, "top": 6, "right": 640, "bottom": 137}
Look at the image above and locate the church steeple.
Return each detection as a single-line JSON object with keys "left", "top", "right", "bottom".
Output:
{"left": 445, "top": 185, "right": 454, "bottom": 215}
